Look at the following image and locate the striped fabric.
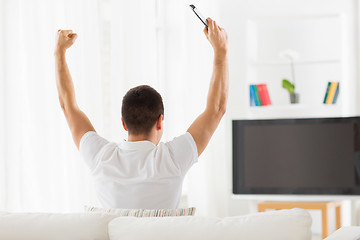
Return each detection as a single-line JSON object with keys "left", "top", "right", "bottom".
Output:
{"left": 85, "top": 206, "right": 196, "bottom": 217}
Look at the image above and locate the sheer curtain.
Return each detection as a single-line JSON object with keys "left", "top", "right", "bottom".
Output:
{"left": 0, "top": 0, "right": 105, "bottom": 212}
{"left": 0, "top": 0, "right": 227, "bottom": 216}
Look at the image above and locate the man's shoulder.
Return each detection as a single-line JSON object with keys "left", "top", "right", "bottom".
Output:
{"left": 80, "top": 131, "right": 114, "bottom": 151}
{"left": 159, "top": 132, "right": 198, "bottom": 159}
{"left": 161, "top": 132, "right": 193, "bottom": 144}
{"left": 157, "top": 132, "right": 198, "bottom": 174}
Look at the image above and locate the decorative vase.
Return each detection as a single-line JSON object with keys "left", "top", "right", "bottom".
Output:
{"left": 290, "top": 93, "right": 299, "bottom": 104}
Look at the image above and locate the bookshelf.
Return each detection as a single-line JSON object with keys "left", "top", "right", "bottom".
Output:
{"left": 248, "top": 59, "right": 341, "bottom": 66}
{"left": 242, "top": 13, "right": 355, "bottom": 119}
{"left": 247, "top": 104, "right": 343, "bottom": 119}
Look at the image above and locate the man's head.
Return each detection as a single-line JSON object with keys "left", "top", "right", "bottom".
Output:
{"left": 121, "top": 85, "right": 164, "bottom": 142}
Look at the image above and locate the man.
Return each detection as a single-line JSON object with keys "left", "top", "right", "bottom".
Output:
{"left": 55, "top": 17, "right": 228, "bottom": 209}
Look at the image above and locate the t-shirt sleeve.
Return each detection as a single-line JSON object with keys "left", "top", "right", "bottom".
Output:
{"left": 79, "top": 131, "right": 110, "bottom": 171}
{"left": 165, "top": 132, "right": 198, "bottom": 175}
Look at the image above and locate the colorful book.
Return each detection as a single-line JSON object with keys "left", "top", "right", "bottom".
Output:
{"left": 323, "top": 82, "right": 331, "bottom": 104}
{"left": 325, "top": 82, "right": 339, "bottom": 104}
{"left": 257, "top": 84, "right": 271, "bottom": 105}
{"left": 250, "top": 85, "right": 261, "bottom": 106}
{"left": 253, "top": 85, "right": 262, "bottom": 106}
{"left": 263, "top": 85, "right": 272, "bottom": 105}
{"left": 249, "top": 85, "right": 256, "bottom": 106}
{"left": 332, "top": 83, "right": 340, "bottom": 104}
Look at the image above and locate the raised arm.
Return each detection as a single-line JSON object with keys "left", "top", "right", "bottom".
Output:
{"left": 187, "top": 18, "right": 229, "bottom": 156}
{"left": 55, "top": 30, "right": 95, "bottom": 149}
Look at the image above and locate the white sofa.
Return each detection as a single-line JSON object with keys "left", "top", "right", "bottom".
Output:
{"left": 324, "top": 227, "right": 360, "bottom": 240}
{"left": 0, "top": 208, "right": 318, "bottom": 240}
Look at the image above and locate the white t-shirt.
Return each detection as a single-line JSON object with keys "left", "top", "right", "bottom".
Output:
{"left": 79, "top": 131, "right": 198, "bottom": 209}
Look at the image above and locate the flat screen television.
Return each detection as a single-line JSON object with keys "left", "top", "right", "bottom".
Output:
{"left": 232, "top": 117, "right": 360, "bottom": 195}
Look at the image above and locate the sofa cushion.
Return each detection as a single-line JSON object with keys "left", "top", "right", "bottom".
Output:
{"left": 325, "top": 227, "right": 360, "bottom": 240}
{"left": 108, "top": 208, "right": 312, "bottom": 240}
{"left": 85, "top": 205, "right": 196, "bottom": 217}
{"left": 0, "top": 211, "right": 117, "bottom": 240}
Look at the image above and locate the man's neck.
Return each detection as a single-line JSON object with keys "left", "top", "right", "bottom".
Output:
{"left": 128, "top": 134, "right": 157, "bottom": 145}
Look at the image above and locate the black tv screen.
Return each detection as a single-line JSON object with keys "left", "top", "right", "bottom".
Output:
{"left": 232, "top": 117, "right": 360, "bottom": 195}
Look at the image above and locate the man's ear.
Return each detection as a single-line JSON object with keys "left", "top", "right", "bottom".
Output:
{"left": 121, "top": 117, "right": 128, "bottom": 131}
{"left": 156, "top": 114, "right": 164, "bottom": 130}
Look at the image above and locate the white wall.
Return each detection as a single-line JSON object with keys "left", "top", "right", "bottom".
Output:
{"left": 0, "top": 0, "right": 6, "bottom": 209}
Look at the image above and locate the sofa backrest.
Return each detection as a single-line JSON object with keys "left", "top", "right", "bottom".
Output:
{"left": 108, "top": 208, "right": 312, "bottom": 240}
{"left": 0, "top": 211, "right": 117, "bottom": 240}
{"left": 0, "top": 208, "right": 312, "bottom": 240}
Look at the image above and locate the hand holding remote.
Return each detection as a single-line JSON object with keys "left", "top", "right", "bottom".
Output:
{"left": 203, "top": 18, "right": 228, "bottom": 59}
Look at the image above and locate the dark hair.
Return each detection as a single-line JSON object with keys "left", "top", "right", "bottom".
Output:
{"left": 121, "top": 85, "right": 164, "bottom": 135}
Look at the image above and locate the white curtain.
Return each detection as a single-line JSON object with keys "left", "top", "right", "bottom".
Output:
{"left": 0, "top": 0, "right": 227, "bottom": 216}
{"left": 0, "top": 0, "right": 105, "bottom": 212}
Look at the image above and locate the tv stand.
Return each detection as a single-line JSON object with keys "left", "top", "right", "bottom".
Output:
{"left": 258, "top": 201, "right": 342, "bottom": 239}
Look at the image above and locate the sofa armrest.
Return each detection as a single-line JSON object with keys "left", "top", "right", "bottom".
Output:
{"left": 325, "top": 227, "right": 360, "bottom": 240}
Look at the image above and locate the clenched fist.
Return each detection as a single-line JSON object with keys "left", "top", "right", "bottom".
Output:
{"left": 55, "top": 30, "right": 78, "bottom": 55}
{"left": 203, "top": 18, "right": 228, "bottom": 58}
